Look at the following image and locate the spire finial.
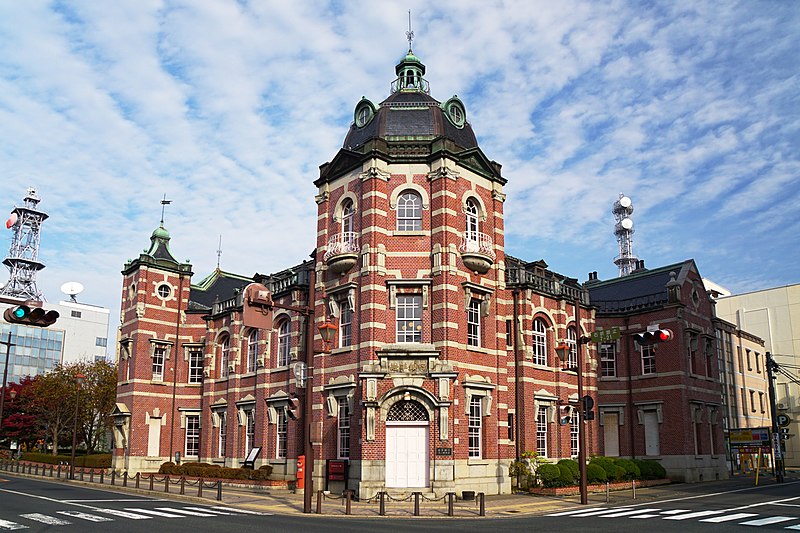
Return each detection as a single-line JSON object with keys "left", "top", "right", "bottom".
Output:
{"left": 216, "top": 234, "right": 223, "bottom": 269}
{"left": 160, "top": 194, "right": 172, "bottom": 226}
{"left": 406, "top": 9, "right": 414, "bottom": 52}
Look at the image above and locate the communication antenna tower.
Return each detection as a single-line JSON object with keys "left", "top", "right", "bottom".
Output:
{"left": 1, "top": 187, "right": 49, "bottom": 300}
{"left": 613, "top": 193, "right": 637, "bottom": 277}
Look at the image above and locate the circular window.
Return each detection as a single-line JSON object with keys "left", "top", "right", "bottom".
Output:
{"left": 156, "top": 283, "right": 172, "bottom": 300}
{"left": 355, "top": 102, "right": 374, "bottom": 128}
{"left": 128, "top": 283, "right": 136, "bottom": 299}
{"left": 444, "top": 97, "right": 466, "bottom": 128}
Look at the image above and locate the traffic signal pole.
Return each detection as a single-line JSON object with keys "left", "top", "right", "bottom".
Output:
{"left": 574, "top": 297, "right": 588, "bottom": 505}
{"left": 0, "top": 332, "right": 14, "bottom": 435}
{"left": 766, "top": 352, "right": 784, "bottom": 483}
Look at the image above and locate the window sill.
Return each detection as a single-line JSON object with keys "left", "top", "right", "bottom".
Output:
{"left": 468, "top": 459, "right": 489, "bottom": 466}
{"left": 270, "top": 458, "right": 287, "bottom": 465}
{"left": 467, "top": 346, "right": 495, "bottom": 355}
{"left": 270, "top": 366, "right": 290, "bottom": 374}
{"left": 391, "top": 230, "right": 429, "bottom": 237}
{"left": 330, "top": 347, "right": 353, "bottom": 355}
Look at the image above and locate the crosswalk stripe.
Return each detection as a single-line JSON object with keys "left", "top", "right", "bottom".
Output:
{"left": 210, "top": 506, "right": 268, "bottom": 516}
{"left": 571, "top": 508, "right": 636, "bottom": 517}
{"left": 155, "top": 507, "right": 217, "bottom": 517}
{"left": 785, "top": 524, "right": 800, "bottom": 530}
{"left": 663, "top": 510, "right": 725, "bottom": 520}
{"left": 660, "top": 509, "right": 692, "bottom": 515}
{"left": 182, "top": 507, "right": 232, "bottom": 515}
{"left": 546, "top": 507, "right": 607, "bottom": 516}
{"left": 124, "top": 508, "right": 185, "bottom": 518}
{"left": 739, "top": 516, "right": 796, "bottom": 526}
{"left": 0, "top": 519, "right": 27, "bottom": 530}
{"left": 700, "top": 513, "right": 759, "bottom": 523}
{"left": 95, "top": 509, "right": 152, "bottom": 520}
{"left": 57, "top": 511, "right": 114, "bottom": 522}
{"left": 630, "top": 514, "right": 660, "bottom": 519}
{"left": 19, "top": 514, "right": 71, "bottom": 526}
{"left": 600, "top": 508, "right": 661, "bottom": 518}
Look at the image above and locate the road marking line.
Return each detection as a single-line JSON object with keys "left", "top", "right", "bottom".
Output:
{"left": 630, "top": 514, "right": 659, "bottom": 519}
{"left": 57, "top": 511, "right": 114, "bottom": 522}
{"left": 600, "top": 508, "right": 661, "bottom": 517}
{"left": 182, "top": 507, "right": 232, "bottom": 515}
{"left": 155, "top": 507, "right": 217, "bottom": 517}
{"left": 546, "top": 507, "right": 608, "bottom": 516}
{"left": 210, "top": 506, "right": 269, "bottom": 516}
{"left": 570, "top": 508, "right": 636, "bottom": 517}
{"left": 785, "top": 524, "right": 800, "bottom": 530}
{"left": 0, "top": 519, "right": 27, "bottom": 530}
{"left": 662, "top": 510, "right": 725, "bottom": 520}
{"left": 95, "top": 509, "right": 151, "bottom": 520}
{"left": 660, "top": 509, "right": 692, "bottom": 515}
{"left": 699, "top": 512, "right": 758, "bottom": 523}
{"left": 125, "top": 508, "right": 185, "bottom": 518}
{"left": 739, "top": 516, "right": 796, "bottom": 526}
{"left": 20, "top": 514, "right": 71, "bottom": 526}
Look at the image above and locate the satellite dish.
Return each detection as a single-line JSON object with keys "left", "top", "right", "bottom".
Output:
{"left": 621, "top": 218, "right": 634, "bottom": 230}
{"left": 61, "top": 281, "right": 84, "bottom": 302}
{"left": 619, "top": 196, "right": 632, "bottom": 208}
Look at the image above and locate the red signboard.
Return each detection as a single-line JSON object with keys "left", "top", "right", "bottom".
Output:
{"left": 327, "top": 460, "right": 346, "bottom": 481}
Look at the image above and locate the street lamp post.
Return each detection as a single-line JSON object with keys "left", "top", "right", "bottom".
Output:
{"left": 69, "top": 373, "right": 86, "bottom": 480}
{"left": 555, "top": 297, "right": 590, "bottom": 505}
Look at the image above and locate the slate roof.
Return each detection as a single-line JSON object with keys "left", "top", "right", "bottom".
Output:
{"left": 188, "top": 269, "right": 254, "bottom": 311}
{"left": 588, "top": 260, "right": 694, "bottom": 313}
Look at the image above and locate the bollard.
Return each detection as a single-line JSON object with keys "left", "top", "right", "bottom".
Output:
{"left": 216, "top": 480, "right": 222, "bottom": 501}
{"left": 345, "top": 490, "right": 352, "bottom": 515}
{"left": 380, "top": 491, "right": 386, "bottom": 516}
{"left": 198, "top": 478, "right": 203, "bottom": 498}
{"left": 448, "top": 492, "right": 454, "bottom": 517}
{"left": 606, "top": 481, "right": 610, "bottom": 503}
{"left": 180, "top": 477, "right": 186, "bottom": 495}
{"left": 479, "top": 492, "right": 485, "bottom": 517}
{"left": 414, "top": 492, "right": 420, "bottom": 516}
{"left": 135, "top": 472, "right": 139, "bottom": 488}
{"left": 80, "top": 468, "right": 84, "bottom": 481}
{"left": 316, "top": 490, "right": 322, "bottom": 514}
{"left": 49, "top": 465, "right": 53, "bottom": 477}
{"left": 149, "top": 474, "right": 154, "bottom": 491}
{"left": 165, "top": 476, "right": 169, "bottom": 493}
{"left": 90, "top": 469, "right": 94, "bottom": 483}
{"left": 111, "top": 470, "right": 116, "bottom": 486}
{"left": 632, "top": 479, "right": 636, "bottom": 500}
{"left": 57, "top": 464, "right": 61, "bottom": 478}
{"left": 100, "top": 469, "right": 104, "bottom": 484}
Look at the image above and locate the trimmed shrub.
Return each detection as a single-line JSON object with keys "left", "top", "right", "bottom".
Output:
{"left": 537, "top": 463, "right": 561, "bottom": 488}
{"left": 20, "top": 453, "right": 111, "bottom": 468}
{"left": 557, "top": 463, "right": 575, "bottom": 485}
{"left": 614, "top": 459, "right": 640, "bottom": 480}
{"left": 586, "top": 463, "right": 607, "bottom": 484}
{"left": 589, "top": 457, "right": 620, "bottom": 481}
{"left": 556, "top": 459, "right": 579, "bottom": 480}
{"left": 633, "top": 459, "right": 666, "bottom": 480}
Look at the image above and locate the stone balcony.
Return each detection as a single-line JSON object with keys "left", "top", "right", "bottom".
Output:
{"left": 459, "top": 232, "right": 496, "bottom": 274}
{"left": 324, "top": 232, "right": 360, "bottom": 274}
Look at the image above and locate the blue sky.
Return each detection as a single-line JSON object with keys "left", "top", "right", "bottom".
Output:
{"left": 1, "top": 1, "right": 798, "bottom": 341}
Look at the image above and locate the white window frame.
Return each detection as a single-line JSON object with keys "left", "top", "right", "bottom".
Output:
{"left": 397, "top": 191, "right": 422, "bottom": 231}
{"left": 570, "top": 411, "right": 579, "bottom": 457}
{"left": 396, "top": 294, "right": 422, "bottom": 343}
{"left": 465, "top": 198, "right": 479, "bottom": 239}
{"left": 218, "top": 411, "right": 227, "bottom": 458}
{"left": 567, "top": 326, "right": 578, "bottom": 368}
{"left": 219, "top": 336, "right": 230, "bottom": 378}
{"left": 338, "top": 401, "right": 350, "bottom": 459}
{"left": 277, "top": 320, "right": 291, "bottom": 367}
{"left": 339, "top": 299, "right": 352, "bottom": 347}
{"left": 600, "top": 343, "right": 616, "bottom": 377}
{"left": 468, "top": 396, "right": 482, "bottom": 458}
{"left": 533, "top": 318, "right": 547, "bottom": 366}
{"left": 467, "top": 298, "right": 481, "bottom": 347}
{"left": 536, "top": 406, "right": 548, "bottom": 457}
{"left": 245, "top": 408, "right": 256, "bottom": 456}
{"left": 276, "top": 408, "right": 287, "bottom": 459}
{"left": 641, "top": 344, "right": 656, "bottom": 375}
{"left": 247, "top": 329, "right": 259, "bottom": 373}
{"left": 188, "top": 348, "right": 203, "bottom": 384}
{"left": 152, "top": 345, "right": 165, "bottom": 381}
{"left": 185, "top": 415, "right": 200, "bottom": 458}
{"left": 341, "top": 200, "right": 354, "bottom": 235}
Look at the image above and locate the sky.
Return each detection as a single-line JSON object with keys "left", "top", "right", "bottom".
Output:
{"left": 1, "top": 1, "right": 798, "bottom": 350}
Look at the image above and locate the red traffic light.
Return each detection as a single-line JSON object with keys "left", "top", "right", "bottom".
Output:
{"left": 633, "top": 329, "right": 673, "bottom": 346}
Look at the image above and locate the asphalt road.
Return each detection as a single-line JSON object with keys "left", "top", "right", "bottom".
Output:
{"left": 2, "top": 473, "right": 800, "bottom": 532}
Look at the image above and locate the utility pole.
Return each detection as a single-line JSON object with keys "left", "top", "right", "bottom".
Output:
{"left": 0, "top": 332, "right": 14, "bottom": 434}
{"left": 766, "top": 352, "right": 784, "bottom": 483}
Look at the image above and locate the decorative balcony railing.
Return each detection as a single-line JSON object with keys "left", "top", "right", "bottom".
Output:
{"left": 459, "top": 232, "right": 496, "bottom": 260}
{"left": 324, "top": 232, "right": 360, "bottom": 274}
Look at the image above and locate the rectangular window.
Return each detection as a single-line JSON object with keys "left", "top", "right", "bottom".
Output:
{"left": 741, "top": 389, "right": 748, "bottom": 416}
{"left": 600, "top": 343, "right": 616, "bottom": 377}
{"left": 641, "top": 345, "right": 656, "bottom": 375}
{"left": 338, "top": 402, "right": 350, "bottom": 459}
{"left": 277, "top": 409, "right": 287, "bottom": 459}
{"left": 339, "top": 300, "right": 352, "bottom": 347}
{"left": 759, "top": 392, "right": 765, "bottom": 413}
{"left": 746, "top": 349, "right": 752, "bottom": 371}
{"left": 468, "top": 396, "right": 482, "bottom": 458}
{"left": 570, "top": 411, "right": 579, "bottom": 457}
{"left": 755, "top": 353, "right": 761, "bottom": 373}
{"left": 71, "top": 310, "right": 81, "bottom": 318}
{"left": 248, "top": 331, "right": 259, "bottom": 373}
{"left": 396, "top": 295, "right": 422, "bottom": 343}
{"left": 152, "top": 346, "right": 165, "bottom": 381}
{"left": 245, "top": 409, "right": 255, "bottom": 455}
{"left": 95, "top": 337, "right": 107, "bottom": 347}
{"left": 536, "top": 406, "right": 548, "bottom": 457}
{"left": 467, "top": 299, "right": 481, "bottom": 347}
{"left": 218, "top": 411, "right": 227, "bottom": 458}
{"left": 737, "top": 346, "right": 744, "bottom": 373}
{"left": 506, "top": 319, "right": 512, "bottom": 347}
{"left": 188, "top": 349, "right": 203, "bottom": 384}
{"left": 185, "top": 415, "right": 200, "bottom": 458}
{"left": 750, "top": 390, "right": 756, "bottom": 412}
{"left": 278, "top": 322, "right": 291, "bottom": 367}
{"left": 532, "top": 319, "right": 547, "bottom": 366}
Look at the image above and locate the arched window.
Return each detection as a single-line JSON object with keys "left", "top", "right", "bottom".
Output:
{"left": 247, "top": 329, "right": 259, "bottom": 372}
{"left": 465, "top": 198, "right": 479, "bottom": 239}
{"left": 397, "top": 191, "right": 422, "bottom": 231}
{"left": 567, "top": 326, "right": 577, "bottom": 368}
{"left": 219, "top": 335, "right": 230, "bottom": 378}
{"left": 533, "top": 318, "right": 548, "bottom": 366}
{"left": 341, "top": 200, "right": 354, "bottom": 235}
{"left": 277, "top": 320, "right": 291, "bottom": 367}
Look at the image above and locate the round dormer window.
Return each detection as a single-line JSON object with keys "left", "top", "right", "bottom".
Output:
{"left": 444, "top": 97, "right": 466, "bottom": 128}
{"left": 355, "top": 100, "right": 376, "bottom": 128}
{"left": 156, "top": 283, "right": 172, "bottom": 300}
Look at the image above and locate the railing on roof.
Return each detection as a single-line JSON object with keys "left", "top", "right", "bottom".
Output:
{"left": 506, "top": 266, "right": 589, "bottom": 304}
{"left": 592, "top": 292, "right": 668, "bottom": 313}
{"left": 212, "top": 293, "right": 242, "bottom": 316}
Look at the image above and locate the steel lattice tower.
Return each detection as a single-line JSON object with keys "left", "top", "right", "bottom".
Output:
{"left": 613, "top": 193, "right": 637, "bottom": 277}
{"left": 1, "top": 187, "right": 48, "bottom": 300}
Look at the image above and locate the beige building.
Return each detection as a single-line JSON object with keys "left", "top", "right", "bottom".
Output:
{"left": 714, "top": 283, "right": 800, "bottom": 467}
{"left": 716, "top": 319, "right": 769, "bottom": 428}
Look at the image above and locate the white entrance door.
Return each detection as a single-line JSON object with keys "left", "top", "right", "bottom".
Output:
{"left": 385, "top": 424, "right": 429, "bottom": 488}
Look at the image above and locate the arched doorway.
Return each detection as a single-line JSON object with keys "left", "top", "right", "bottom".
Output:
{"left": 385, "top": 400, "right": 429, "bottom": 488}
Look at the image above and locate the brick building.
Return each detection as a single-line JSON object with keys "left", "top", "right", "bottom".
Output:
{"left": 112, "top": 47, "right": 724, "bottom": 493}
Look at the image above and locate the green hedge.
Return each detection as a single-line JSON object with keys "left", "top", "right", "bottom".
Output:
{"left": 20, "top": 452, "right": 111, "bottom": 468}
{"left": 536, "top": 463, "right": 561, "bottom": 488}
{"left": 158, "top": 462, "right": 273, "bottom": 481}
{"left": 534, "top": 457, "right": 667, "bottom": 488}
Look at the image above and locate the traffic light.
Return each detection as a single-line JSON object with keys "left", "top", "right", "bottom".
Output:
{"left": 3, "top": 302, "right": 59, "bottom": 327}
{"left": 633, "top": 329, "right": 673, "bottom": 346}
{"left": 582, "top": 395, "right": 595, "bottom": 421}
{"left": 287, "top": 394, "right": 301, "bottom": 420}
{"left": 558, "top": 404, "right": 574, "bottom": 426}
